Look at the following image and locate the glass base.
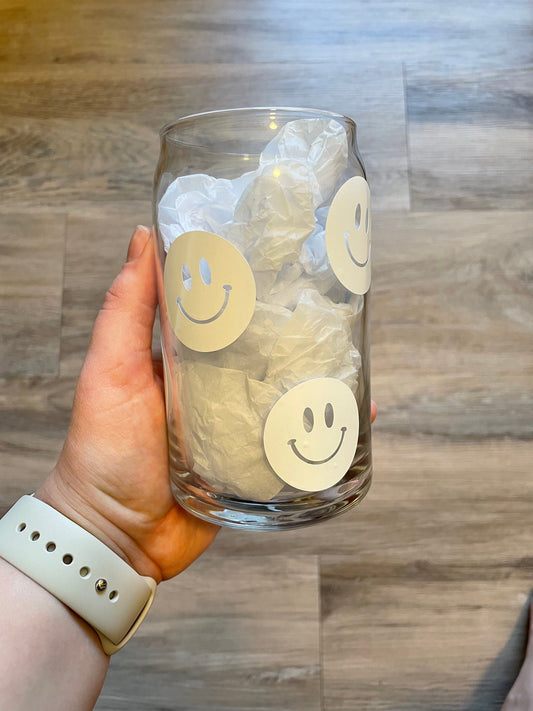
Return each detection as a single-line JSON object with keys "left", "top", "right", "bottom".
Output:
{"left": 171, "top": 471, "right": 372, "bottom": 531}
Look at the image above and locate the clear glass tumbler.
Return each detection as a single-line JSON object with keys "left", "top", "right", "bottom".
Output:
{"left": 153, "top": 107, "right": 372, "bottom": 530}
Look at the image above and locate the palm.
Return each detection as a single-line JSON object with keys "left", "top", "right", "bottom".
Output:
{"left": 59, "top": 346, "right": 218, "bottom": 580}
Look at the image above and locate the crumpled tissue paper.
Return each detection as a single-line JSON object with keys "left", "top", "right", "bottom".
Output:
{"left": 183, "top": 300, "right": 292, "bottom": 381}
{"left": 263, "top": 206, "right": 337, "bottom": 309}
{"left": 260, "top": 118, "right": 349, "bottom": 207}
{"left": 180, "top": 362, "right": 285, "bottom": 501}
{"left": 264, "top": 289, "right": 361, "bottom": 392}
{"left": 158, "top": 171, "right": 254, "bottom": 252}
{"left": 227, "top": 160, "right": 316, "bottom": 275}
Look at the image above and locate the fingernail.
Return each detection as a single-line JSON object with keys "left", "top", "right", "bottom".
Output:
{"left": 127, "top": 225, "right": 151, "bottom": 262}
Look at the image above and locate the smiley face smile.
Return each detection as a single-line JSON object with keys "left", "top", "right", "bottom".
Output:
{"left": 177, "top": 284, "right": 232, "bottom": 325}
{"left": 344, "top": 232, "right": 370, "bottom": 268}
{"left": 287, "top": 426, "right": 347, "bottom": 465}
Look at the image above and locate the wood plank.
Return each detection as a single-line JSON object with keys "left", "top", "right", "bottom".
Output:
{"left": 0, "top": 376, "right": 73, "bottom": 501}
{"left": 321, "top": 557, "right": 531, "bottom": 710}
{"left": 370, "top": 210, "right": 533, "bottom": 438}
{"left": 59, "top": 204, "right": 151, "bottom": 376}
{"left": 406, "top": 65, "right": 533, "bottom": 209}
{"left": 0, "top": 213, "right": 66, "bottom": 376}
{"left": 0, "top": 62, "right": 408, "bottom": 211}
{"left": 0, "top": 0, "right": 530, "bottom": 67}
{"left": 95, "top": 555, "right": 322, "bottom": 711}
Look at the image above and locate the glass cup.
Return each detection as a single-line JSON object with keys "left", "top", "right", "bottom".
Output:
{"left": 153, "top": 107, "right": 372, "bottom": 530}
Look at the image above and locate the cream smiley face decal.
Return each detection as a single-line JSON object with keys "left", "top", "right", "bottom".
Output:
{"left": 164, "top": 230, "right": 256, "bottom": 352}
{"left": 325, "top": 176, "right": 371, "bottom": 295}
{"left": 263, "top": 378, "right": 359, "bottom": 492}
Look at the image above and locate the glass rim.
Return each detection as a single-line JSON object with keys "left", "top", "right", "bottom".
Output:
{"left": 160, "top": 106, "right": 357, "bottom": 154}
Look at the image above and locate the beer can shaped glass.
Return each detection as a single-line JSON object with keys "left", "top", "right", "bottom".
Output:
{"left": 153, "top": 107, "right": 372, "bottom": 530}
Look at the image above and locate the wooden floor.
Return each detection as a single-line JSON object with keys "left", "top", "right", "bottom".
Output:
{"left": 1, "top": 1, "right": 532, "bottom": 709}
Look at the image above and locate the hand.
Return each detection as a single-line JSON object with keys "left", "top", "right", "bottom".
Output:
{"left": 36, "top": 226, "right": 219, "bottom": 582}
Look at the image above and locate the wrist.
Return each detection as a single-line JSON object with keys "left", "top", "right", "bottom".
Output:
{"left": 35, "top": 467, "right": 162, "bottom": 583}
{"left": 0, "top": 556, "right": 109, "bottom": 708}
{"left": 0, "top": 554, "right": 107, "bottom": 655}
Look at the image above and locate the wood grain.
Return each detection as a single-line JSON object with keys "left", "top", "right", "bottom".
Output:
{"left": 370, "top": 210, "right": 533, "bottom": 439}
{"left": 0, "top": 0, "right": 530, "bottom": 67}
{"left": 321, "top": 560, "right": 531, "bottom": 710}
{"left": 0, "top": 62, "right": 408, "bottom": 211}
{"left": 0, "top": 213, "right": 66, "bottom": 376}
{"left": 0, "top": 375, "right": 73, "bottom": 501}
{"left": 59, "top": 205, "right": 151, "bottom": 376}
{"left": 406, "top": 65, "right": 533, "bottom": 209}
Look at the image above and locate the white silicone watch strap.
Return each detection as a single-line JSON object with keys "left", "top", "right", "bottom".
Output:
{"left": 0, "top": 495, "right": 156, "bottom": 654}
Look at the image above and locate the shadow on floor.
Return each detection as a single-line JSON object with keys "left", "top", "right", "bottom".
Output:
{"left": 466, "top": 592, "right": 532, "bottom": 711}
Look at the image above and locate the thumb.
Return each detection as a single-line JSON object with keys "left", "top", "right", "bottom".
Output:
{"left": 83, "top": 225, "right": 158, "bottom": 383}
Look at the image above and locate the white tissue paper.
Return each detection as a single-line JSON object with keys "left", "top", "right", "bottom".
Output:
{"left": 262, "top": 261, "right": 334, "bottom": 311}
{"left": 183, "top": 300, "right": 292, "bottom": 381}
{"left": 180, "top": 362, "right": 285, "bottom": 501}
{"left": 158, "top": 171, "right": 254, "bottom": 252}
{"left": 300, "top": 207, "right": 332, "bottom": 280}
{"left": 227, "top": 160, "right": 316, "bottom": 273}
{"left": 260, "top": 118, "right": 349, "bottom": 207}
{"left": 265, "top": 289, "right": 361, "bottom": 393}
{"left": 262, "top": 207, "right": 337, "bottom": 309}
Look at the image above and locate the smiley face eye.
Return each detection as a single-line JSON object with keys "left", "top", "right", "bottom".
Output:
{"left": 182, "top": 264, "right": 192, "bottom": 291}
{"left": 355, "top": 203, "right": 361, "bottom": 229}
{"left": 303, "top": 407, "right": 314, "bottom": 433}
{"left": 324, "top": 402, "right": 334, "bottom": 428}
{"left": 199, "top": 257, "right": 212, "bottom": 286}
{"left": 365, "top": 207, "right": 369, "bottom": 235}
